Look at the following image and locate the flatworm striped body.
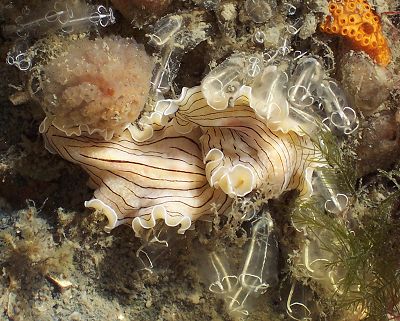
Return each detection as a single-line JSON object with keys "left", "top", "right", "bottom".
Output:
{"left": 42, "top": 122, "right": 232, "bottom": 235}
{"left": 152, "top": 87, "right": 318, "bottom": 199}
{"left": 41, "top": 86, "right": 319, "bottom": 236}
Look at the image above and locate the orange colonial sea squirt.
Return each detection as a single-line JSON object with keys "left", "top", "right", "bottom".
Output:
{"left": 36, "top": 36, "right": 154, "bottom": 140}
{"left": 320, "top": 0, "right": 391, "bottom": 66}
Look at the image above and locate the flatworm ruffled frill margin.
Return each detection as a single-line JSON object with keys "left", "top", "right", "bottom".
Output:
{"left": 148, "top": 86, "right": 320, "bottom": 200}
{"left": 40, "top": 119, "right": 232, "bottom": 235}
{"left": 40, "top": 84, "right": 320, "bottom": 237}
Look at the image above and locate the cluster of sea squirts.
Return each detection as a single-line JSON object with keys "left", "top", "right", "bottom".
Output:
{"left": 2, "top": 0, "right": 399, "bottom": 319}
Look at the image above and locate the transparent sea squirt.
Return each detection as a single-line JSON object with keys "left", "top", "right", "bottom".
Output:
{"left": 286, "top": 280, "right": 312, "bottom": 320}
{"left": 148, "top": 15, "right": 184, "bottom": 95}
{"left": 313, "top": 169, "right": 349, "bottom": 214}
{"left": 244, "top": 0, "right": 277, "bottom": 23}
{"left": 286, "top": 57, "right": 325, "bottom": 129}
{"left": 228, "top": 214, "right": 275, "bottom": 315}
{"left": 205, "top": 214, "right": 277, "bottom": 316}
{"left": 148, "top": 15, "right": 183, "bottom": 47}
{"left": 287, "top": 57, "right": 324, "bottom": 108}
{"left": 250, "top": 65, "right": 289, "bottom": 123}
{"left": 201, "top": 53, "right": 246, "bottom": 110}
{"left": 14, "top": 3, "right": 115, "bottom": 37}
{"left": 208, "top": 252, "right": 237, "bottom": 294}
{"left": 238, "top": 214, "right": 274, "bottom": 290}
{"left": 318, "top": 79, "right": 359, "bottom": 134}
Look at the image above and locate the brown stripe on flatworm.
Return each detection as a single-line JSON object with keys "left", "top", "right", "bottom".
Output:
{"left": 44, "top": 123, "right": 232, "bottom": 228}
{"left": 175, "top": 93, "right": 316, "bottom": 199}
{"left": 202, "top": 128, "right": 264, "bottom": 181}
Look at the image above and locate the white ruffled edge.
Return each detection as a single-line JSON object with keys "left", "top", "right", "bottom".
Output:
{"left": 127, "top": 97, "right": 180, "bottom": 141}
{"left": 152, "top": 85, "right": 311, "bottom": 135}
{"left": 40, "top": 75, "right": 313, "bottom": 145}
{"left": 204, "top": 148, "right": 255, "bottom": 197}
{"left": 132, "top": 205, "right": 192, "bottom": 235}
{"left": 299, "top": 165, "right": 316, "bottom": 200}
{"left": 84, "top": 198, "right": 192, "bottom": 236}
{"left": 39, "top": 116, "right": 123, "bottom": 141}
{"left": 39, "top": 117, "right": 57, "bottom": 154}
{"left": 85, "top": 199, "right": 118, "bottom": 233}
{"left": 163, "top": 87, "right": 198, "bottom": 134}
{"left": 39, "top": 97, "right": 180, "bottom": 143}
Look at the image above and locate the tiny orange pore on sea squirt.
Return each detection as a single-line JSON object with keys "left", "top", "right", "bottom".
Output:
{"left": 320, "top": 0, "right": 391, "bottom": 66}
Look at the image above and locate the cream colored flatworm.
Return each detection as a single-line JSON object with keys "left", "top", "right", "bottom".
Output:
{"left": 41, "top": 85, "right": 320, "bottom": 236}
{"left": 42, "top": 122, "right": 232, "bottom": 236}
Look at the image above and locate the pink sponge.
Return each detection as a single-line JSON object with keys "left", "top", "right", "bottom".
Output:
{"left": 40, "top": 36, "right": 154, "bottom": 140}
